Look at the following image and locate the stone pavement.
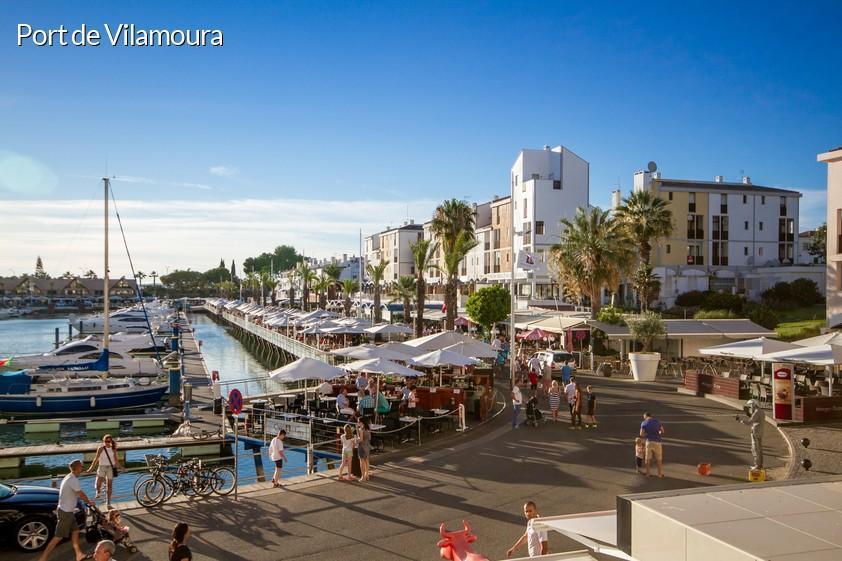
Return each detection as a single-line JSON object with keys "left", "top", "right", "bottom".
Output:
{"left": 7, "top": 375, "right": 789, "bottom": 561}
{"left": 779, "top": 421, "right": 842, "bottom": 480}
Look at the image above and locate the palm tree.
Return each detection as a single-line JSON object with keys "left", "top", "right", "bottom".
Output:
{"left": 430, "top": 199, "right": 476, "bottom": 330}
{"left": 390, "top": 276, "right": 416, "bottom": 324}
{"left": 614, "top": 190, "right": 674, "bottom": 266}
{"left": 549, "top": 207, "right": 634, "bottom": 316}
{"left": 298, "top": 264, "right": 317, "bottom": 312}
{"left": 244, "top": 271, "right": 258, "bottom": 301}
{"left": 366, "top": 260, "right": 388, "bottom": 323}
{"left": 340, "top": 279, "right": 359, "bottom": 317}
{"left": 135, "top": 271, "right": 146, "bottom": 290}
{"left": 149, "top": 271, "right": 158, "bottom": 295}
{"left": 410, "top": 238, "right": 438, "bottom": 338}
{"left": 259, "top": 271, "right": 273, "bottom": 306}
{"left": 313, "top": 273, "right": 331, "bottom": 310}
{"left": 83, "top": 269, "right": 97, "bottom": 279}
{"left": 323, "top": 263, "right": 342, "bottom": 300}
{"left": 286, "top": 270, "right": 297, "bottom": 307}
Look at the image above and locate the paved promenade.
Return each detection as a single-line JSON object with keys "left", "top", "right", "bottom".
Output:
{"left": 12, "top": 374, "right": 793, "bottom": 561}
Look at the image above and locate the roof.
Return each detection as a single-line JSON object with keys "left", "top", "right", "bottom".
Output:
{"left": 655, "top": 177, "right": 801, "bottom": 197}
{"left": 586, "top": 319, "right": 774, "bottom": 339}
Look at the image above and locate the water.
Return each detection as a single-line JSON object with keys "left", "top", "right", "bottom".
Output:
{"left": 0, "top": 317, "right": 73, "bottom": 355}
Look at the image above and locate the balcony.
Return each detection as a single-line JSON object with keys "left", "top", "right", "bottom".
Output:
{"left": 780, "top": 206, "right": 787, "bottom": 217}
{"left": 779, "top": 233, "right": 795, "bottom": 243}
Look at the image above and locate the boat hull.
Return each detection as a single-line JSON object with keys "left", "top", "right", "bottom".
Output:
{"left": 0, "top": 384, "right": 168, "bottom": 416}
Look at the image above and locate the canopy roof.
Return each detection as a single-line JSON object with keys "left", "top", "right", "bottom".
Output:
{"left": 758, "top": 344, "right": 842, "bottom": 366}
{"left": 410, "top": 349, "right": 479, "bottom": 367}
{"left": 405, "top": 330, "right": 482, "bottom": 351}
{"left": 338, "top": 345, "right": 413, "bottom": 362}
{"left": 699, "top": 337, "right": 800, "bottom": 359}
{"left": 341, "top": 357, "right": 424, "bottom": 377}
{"left": 793, "top": 332, "right": 842, "bottom": 347}
{"left": 441, "top": 340, "right": 498, "bottom": 359}
{"left": 268, "top": 357, "right": 347, "bottom": 382}
{"left": 365, "top": 323, "right": 414, "bottom": 335}
{"left": 587, "top": 319, "right": 774, "bottom": 339}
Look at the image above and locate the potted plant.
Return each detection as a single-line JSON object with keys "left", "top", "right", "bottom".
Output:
{"left": 626, "top": 311, "right": 665, "bottom": 382}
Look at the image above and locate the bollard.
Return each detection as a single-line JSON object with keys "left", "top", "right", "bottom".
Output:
{"left": 55, "top": 327, "right": 60, "bottom": 349}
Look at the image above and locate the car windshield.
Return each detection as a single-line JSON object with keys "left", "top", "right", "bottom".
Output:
{"left": 553, "top": 353, "right": 571, "bottom": 362}
{"left": 0, "top": 483, "right": 15, "bottom": 499}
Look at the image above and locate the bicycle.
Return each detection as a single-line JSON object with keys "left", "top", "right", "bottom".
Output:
{"left": 173, "top": 420, "right": 224, "bottom": 440}
{"left": 134, "top": 456, "right": 236, "bottom": 506}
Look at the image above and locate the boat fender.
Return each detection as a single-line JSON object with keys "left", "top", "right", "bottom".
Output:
{"left": 90, "top": 396, "right": 96, "bottom": 408}
{"left": 36, "top": 396, "right": 42, "bottom": 408}
{"left": 138, "top": 377, "right": 151, "bottom": 386}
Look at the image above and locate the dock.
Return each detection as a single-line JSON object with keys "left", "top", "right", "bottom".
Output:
{"left": 2, "top": 412, "right": 179, "bottom": 434}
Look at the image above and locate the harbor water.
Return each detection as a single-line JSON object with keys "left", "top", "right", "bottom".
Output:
{"left": 0, "top": 315, "right": 332, "bottom": 496}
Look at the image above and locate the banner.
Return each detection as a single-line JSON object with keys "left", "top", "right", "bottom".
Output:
{"left": 516, "top": 250, "right": 538, "bottom": 271}
{"left": 772, "top": 362, "right": 794, "bottom": 421}
{"left": 266, "top": 417, "right": 311, "bottom": 441}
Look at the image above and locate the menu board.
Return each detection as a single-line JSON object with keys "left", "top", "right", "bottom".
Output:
{"left": 772, "top": 363, "right": 794, "bottom": 421}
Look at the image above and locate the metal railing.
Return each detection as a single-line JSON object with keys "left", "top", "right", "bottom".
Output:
{"left": 219, "top": 310, "right": 336, "bottom": 363}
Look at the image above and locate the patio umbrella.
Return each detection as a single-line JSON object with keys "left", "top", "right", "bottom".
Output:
{"left": 410, "top": 349, "right": 480, "bottom": 368}
{"left": 405, "top": 330, "right": 479, "bottom": 351}
{"left": 341, "top": 357, "right": 424, "bottom": 377}
{"left": 518, "top": 328, "right": 555, "bottom": 341}
{"left": 758, "top": 344, "right": 842, "bottom": 366}
{"left": 268, "top": 357, "right": 347, "bottom": 382}
{"left": 793, "top": 332, "right": 842, "bottom": 347}
{"left": 699, "top": 337, "right": 800, "bottom": 359}
{"left": 366, "top": 323, "right": 414, "bottom": 335}
{"left": 331, "top": 344, "right": 378, "bottom": 357}
{"left": 380, "top": 341, "right": 428, "bottom": 357}
{"left": 442, "top": 341, "right": 498, "bottom": 359}
{"left": 342, "top": 346, "right": 414, "bottom": 362}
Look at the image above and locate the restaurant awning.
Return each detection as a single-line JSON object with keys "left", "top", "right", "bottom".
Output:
{"left": 587, "top": 319, "right": 774, "bottom": 339}
{"left": 269, "top": 357, "right": 347, "bottom": 382}
{"left": 699, "top": 337, "right": 800, "bottom": 359}
{"left": 794, "top": 332, "right": 842, "bottom": 347}
{"left": 758, "top": 344, "right": 842, "bottom": 366}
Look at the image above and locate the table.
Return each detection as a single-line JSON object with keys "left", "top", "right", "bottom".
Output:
{"left": 431, "top": 408, "right": 450, "bottom": 415}
{"left": 399, "top": 416, "right": 421, "bottom": 423}
{"left": 321, "top": 396, "right": 337, "bottom": 402}
{"left": 370, "top": 423, "right": 386, "bottom": 431}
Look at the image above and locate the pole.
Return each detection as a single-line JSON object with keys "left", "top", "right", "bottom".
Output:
{"left": 103, "top": 177, "right": 110, "bottom": 377}
{"left": 358, "top": 229, "right": 363, "bottom": 319}
{"left": 234, "top": 420, "right": 239, "bottom": 501}
{"left": 510, "top": 180, "right": 516, "bottom": 389}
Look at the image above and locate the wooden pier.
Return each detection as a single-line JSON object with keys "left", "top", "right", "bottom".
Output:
{"left": 1, "top": 412, "right": 179, "bottom": 434}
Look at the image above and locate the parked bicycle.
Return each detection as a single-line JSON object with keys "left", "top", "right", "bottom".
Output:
{"left": 134, "top": 455, "right": 236, "bottom": 507}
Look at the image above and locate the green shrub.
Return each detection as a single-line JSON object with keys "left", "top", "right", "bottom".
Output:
{"left": 626, "top": 311, "right": 666, "bottom": 352}
{"left": 789, "top": 278, "right": 823, "bottom": 306}
{"left": 746, "top": 303, "right": 780, "bottom": 329}
{"left": 694, "top": 309, "right": 740, "bottom": 319}
{"left": 596, "top": 305, "right": 624, "bottom": 325}
{"left": 675, "top": 290, "right": 706, "bottom": 308}
{"left": 701, "top": 291, "right": 745, "bottom": 312}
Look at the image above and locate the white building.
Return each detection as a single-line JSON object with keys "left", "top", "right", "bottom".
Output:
{"left": 364, "top": 222, "right": 424, "bottom": 283}
{"left": 308, "top": 254, "right": 362, "bottom": 282}
{"left": 820, "top": 146, "right": 842, "bottom": 327}
{"left": 797, "top": 230, "right": 822, "bottom": 265}
{"left": 510, "top": 145, "right": 590, "bottom": 306}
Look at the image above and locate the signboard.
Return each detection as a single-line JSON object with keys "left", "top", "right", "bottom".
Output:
{"left": 772, "top": 363, "right": 794, "bottom": 421}
{"left": 227, "top": 388, "right": 243, "bottom": 415}
{"left": 266, "top": 417, "right": 311, "bottom": 441}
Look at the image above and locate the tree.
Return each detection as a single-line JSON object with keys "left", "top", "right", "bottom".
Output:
{"left": 366, "top": 260, "right": 388, "bottom": 323}
{"left": 60, "top": 271, "right": 74, "bottom": 279}
{"left": 465, "top": 284, "right": 510, "bottom": 336}
{"left": 150, "top": 271, "right": 158, "bottom": 294}
{"left": 243, "top": 245, "right": 302, "bottom": 276}
{"left": 230, "top": 260, "right": 237, "bottom": 281}
{"left": 135, "top": 271, "right": 147, "bottom": 289}
{"left": 390, "top": 276, "right": 416, "bottom": 324}
{"left": 430, "top": 199, "right": 476, "bottom": 330}
{"left": 203, "top": 266, "right": 230, "bottom": 285}
{"left": 807, "top": 223, "right": 826, "bottom": 264}
{"left": 340, "top": 279, "right": 359, "bottom": 317}
{"left": 34, "top": 256, "right": 48, "bottom": 279}
{"left": 298, "top": 263, "right": 317, "bottom": 312}
{"left": 160, "top": 270, "right": 205, "bottom": 295}
{"left": 83, "top": 269, "right": 97, "bottom": 279}
{"left": 626, "top": 311, "right": 665, "bottom": 353}
{"left": 219, "top": 258, "right": 226, "bottom": 269}
{"left": 631, "top": 264, "right": 660, "bottom": 312}
{"left": 410, "top": 238, "right": 438, "bottom": 337}
{"left": 313, "top": 274, "right": 332, "bottom": 310}
{"left": 549, "top": 207, "right": 634, "bottom": 315}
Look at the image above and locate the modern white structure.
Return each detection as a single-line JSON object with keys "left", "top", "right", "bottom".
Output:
{"left": 819, "top": 146, "right": 842, "bottom": 327}
{"left": 364, "top": 221, "right": 424, "bottom": 283}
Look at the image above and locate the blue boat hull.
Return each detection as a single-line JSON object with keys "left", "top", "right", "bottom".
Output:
{"left": 0, "top": 385, "right": 168, "bottom": 416}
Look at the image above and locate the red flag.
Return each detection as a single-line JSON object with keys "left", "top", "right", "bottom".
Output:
{"left": 441, "top": 302, "right": 446, "bottom": 313}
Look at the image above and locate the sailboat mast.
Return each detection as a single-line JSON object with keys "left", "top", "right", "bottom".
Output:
{"left": 103, "top": 177, "right": 110, "bottom": 355}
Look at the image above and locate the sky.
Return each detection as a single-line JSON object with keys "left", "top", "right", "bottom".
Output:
{"left": 1, "top": 1, "right": 840, "bottom": 277}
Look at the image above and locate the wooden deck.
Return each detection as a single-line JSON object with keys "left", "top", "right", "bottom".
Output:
{"left": 0, "top": 434, "right": 225, "bottom": 460}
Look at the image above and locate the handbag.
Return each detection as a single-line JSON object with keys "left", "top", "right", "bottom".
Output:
{"left": 105, "top": 447, "right": 119, "bottom": 478}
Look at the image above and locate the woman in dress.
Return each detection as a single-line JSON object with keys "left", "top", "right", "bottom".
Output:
{"left": 86, "top": 434, "right": 121, "bottom": 507}
{"left": 169, "top": 522, "right": 192, "bottom": 561}
{"left": 338, "top": 424, "right": 357, "bottom": 481}
{"left": 356, "top": 417, "right": 372, "bottom": 481}
{"left": 548, "top": 380, "right": 561, "bottom": 422}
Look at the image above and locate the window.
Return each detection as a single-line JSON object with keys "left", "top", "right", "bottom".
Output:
{"left": 712, "top": 241, "right": 728, "bottom": 266}
{"left": 666, "top": 244, "right": 671, "bottom": 254}
{"left": 688, "top": 192, "right": 696, "bottom": 213}
{"left": 758, "top": 247, "right": 764, "bottom": 257}
{"left": 667, "top": 191, "right": 673, "bottom": 201}
{"left": 523, "top": 199, "right": 527, "bottom": 218}
{"left": 759, "top": 221, "right": 764, "bottom": 231}
{"left": 744, "top": 221, "right": 749, "bottom": 230}
{"left": 720, "top": 193, "right": 728, "bottom": 214}
{"left": 780, "top": 196, "right": 787, "bottom": 217}
{"left": 687, "top": 214, "right": 704, "bottom": 239}
{"left": 410, "top": 266, "right": 415, "bottom": 275}
{"left": 742, "top": 195, "right": 747, "bottom": 204}
{"left": 744, "top": 246, "right": 749, "bottom": 256}
{"left": 553, "top": 180, "right": 561, "bottom": 190}
{"left": 687, "top": 244, "right": 703, "bottom": 265}
{"left": 712, "top": 216, "right": 728, "bottom": 240}
{"left": 535, "top": 221, "right": 545, "bottom": 235}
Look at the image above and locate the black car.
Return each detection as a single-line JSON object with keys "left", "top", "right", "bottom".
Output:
{"left": 0, "top": 483, "right": 86, "bottom": 552}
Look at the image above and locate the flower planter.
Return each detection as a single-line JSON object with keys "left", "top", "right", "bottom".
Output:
{"left": 629, "top": 352, "right": 660, "bottom": 382}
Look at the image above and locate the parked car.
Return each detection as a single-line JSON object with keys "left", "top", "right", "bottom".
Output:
{"left": 530, "top": 351, "right": 577, "bottom": 382}
{"left": 0, "top": 483, "right": 85, "bottom": 552}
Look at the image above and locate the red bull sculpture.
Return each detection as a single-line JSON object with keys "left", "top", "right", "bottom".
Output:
{"left": 438, "top": 521, "right": 489, "bottom": 561}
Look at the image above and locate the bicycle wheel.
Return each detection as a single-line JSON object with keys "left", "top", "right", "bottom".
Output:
{"left": 136, "top": 478, "right": 167, "bottom": 507}
{"left": 133, "top": 473, "right": 155, "bottom": 495}
{"left": 210, "top": 466, "right": 236, "bottom": 496}
{"left": 193, "top": 468, "right": 215, "bottom": 496}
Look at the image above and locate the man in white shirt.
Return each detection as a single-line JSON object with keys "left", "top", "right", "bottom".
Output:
{"left": 507, "top": 501, "right": 548, "bottom": 558}
{"left": 39, "top": 459, "right": 93, "bottom": 561}
{"left": 511, "top": 384, "right": 523, "bottom": 428}
{"left": 269, "top": 429, "right": 287, "bottom": 487}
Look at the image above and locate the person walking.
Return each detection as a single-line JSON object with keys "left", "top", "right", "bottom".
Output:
{"left": 506, "top": 500, "right": 548, "bottom": 558}
{"left": 169, "top": 522, "right": 192, "bottom": 561}
{"left": 511, "top": 383, "right": 523, "bottom": 428}
{"left": 569, "top": 382, "right": 583, "bottom": 430}
{"left": 269, "top": 429, "right": 287, "bottom": 488}
{"left": 547, "top": 380, "right": 561, "bottom": 422}
{"left": 38, "top": 459, "right": 94, "bottom": 561}
{"left": 583, "top": 385, "right": 597, "bottom": 428}
{"left": 357, "top": 417, "right": 372, "bottom": 481}
{"left": 561, "top": 362, "right": 573, "bottom": 385}
{"left": 564, "top": 378, "right": 576, "bottom": 425}
{"left": 737, "top": 399, "right": 765, "bottom": 469}
{"left": 338, "top": 424, "right": 357, "bottom": 481}
{"left": 86, "top": 434, "right": 121, "bottom": 507}
{"left": 640, "top": 412, "right": 665, "bottom": 477}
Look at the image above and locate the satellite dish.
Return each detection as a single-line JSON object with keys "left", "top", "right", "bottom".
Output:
{"left": 647, "top": 161, "right": 658, "bottom": 172}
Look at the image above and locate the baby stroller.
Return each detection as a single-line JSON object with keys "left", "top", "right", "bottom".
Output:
{"left": 85, "top": 504, "right": 138, "bottom": 553}
{"left": 524, "top": 395, "right": 543, "bottom": 427}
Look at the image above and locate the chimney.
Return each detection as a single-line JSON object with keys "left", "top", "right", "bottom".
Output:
{"left": 543, "top": 145, "right": 551, "bottom": 151}
{"left": 611, "top": 190, "right": 622, "bottom": 209}
{"left": 714, "top": 175, "right": 724, "bottom": 183}
{"left": 742, "top": 176, "right": 751, "bottom": 185}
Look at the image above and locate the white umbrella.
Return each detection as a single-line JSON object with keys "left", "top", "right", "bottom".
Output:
{"left": 410, "top": 349, "right": 480, "bottom": 368}
{"left": 405, "top": 330, "right": 472, "bottom": 351}
{"left": 342, "top": 346, "right": 414, "bottom": 362}
{"left": 366, "top": 323, "right": 414, "bottom": 335}
{"left": 324, "top": 325, "right": 370, "bottom": 334}
{"left": 699, "top": 337, "right": 800, "bottom": 359}
{"left": 380, "top": 341, "right": 427, "bottom": 357}
{"left": 341, "top": 358, "right": 424, "bottom": 377}
{"left": 758, "top": 344, "right": 842, "bottom": 366}
{"left": 268, "top": 357, "right": 348, "bottom": 382}
{"left": 442, "top": 340, "right": 498, "bottom": 359}
{"left": 794, "top": 332, "right": 842, "bottom": 347}
{"left": 331, "top": 344, "right": 378, "bottom": 357}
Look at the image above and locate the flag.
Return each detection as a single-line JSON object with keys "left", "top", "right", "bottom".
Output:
{"left": 516, "top": 250, "right": 538, "bottom": 271}
{"left": 0, "top": 357, "right": 11, "bottom": 367}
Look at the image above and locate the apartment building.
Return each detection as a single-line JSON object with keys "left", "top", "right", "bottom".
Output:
{"left": 819, "top": 146, "right": 842, "bottom": 327}
{"left": 308, "top": 254, "right": 362, "bottom": 282}
{"left": 364, "top": 222, "right": 424, "bottom": 283}
{"left": 633, "top": 168, "right": 802, "bottom": 305}
{"left": 510, "top": 145, "right": 590, "bottom": 304}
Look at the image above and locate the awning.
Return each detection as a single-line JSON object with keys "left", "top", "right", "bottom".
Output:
{"left": 532, "top": 511, "right": 631, "bottom": 560}
{"left": 699, "top": 337, "right": 800, "bottom": 359}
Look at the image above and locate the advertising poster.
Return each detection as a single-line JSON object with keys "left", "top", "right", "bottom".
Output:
{"left": 772, "top": 363, "right": 795, "bottom": 421}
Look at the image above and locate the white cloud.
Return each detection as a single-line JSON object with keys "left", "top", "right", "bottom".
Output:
{"left": 0, "top": 198, "right": 438, "bottom": 277}
{"left": 171, "top": 182, "right": 213, "bottom": 191}
{"left": 209, "top": 166, "right": 238, "bottom": 177}
{"left": 113, "top": 175, "right": 156, "bottom": 185}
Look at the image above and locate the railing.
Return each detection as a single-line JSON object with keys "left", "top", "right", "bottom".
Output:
{"left": 217, "top": 309, "right": 335, "bottom": 363}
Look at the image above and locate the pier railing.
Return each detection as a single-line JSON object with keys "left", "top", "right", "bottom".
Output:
{"left": 217, "top": 309, "right": 336, "bottom": 364}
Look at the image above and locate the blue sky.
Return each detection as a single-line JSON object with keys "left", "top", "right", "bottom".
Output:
{"left": 1, "top": 1, "right": 840, "bottom": 275}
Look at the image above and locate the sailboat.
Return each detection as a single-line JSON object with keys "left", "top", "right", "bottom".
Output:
{"left": 0, "top": 178, "right": 168, "bottom": 416}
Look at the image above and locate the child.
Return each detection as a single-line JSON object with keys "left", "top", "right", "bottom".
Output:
{"left": 105, "top": 508, "right": 137, "bottom": 552}
{"left": 338, "top": 424, "right": 357, "bottom": 481}
{"left": 634, "top": 437, "right": 646, "bottom": 474}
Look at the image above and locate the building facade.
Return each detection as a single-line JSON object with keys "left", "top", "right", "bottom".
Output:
{"left": 364, "top": 222, "right": 424, "bottom": 283}
{"left": 820, "top": 146, "right": 842, "bottom": 327}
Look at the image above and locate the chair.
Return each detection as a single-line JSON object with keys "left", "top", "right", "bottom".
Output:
{"left": 750, "top": 383, "right": 760, "bottom": 401}
{"left": 759, "top": 385, "right": 769, "bottom": 405}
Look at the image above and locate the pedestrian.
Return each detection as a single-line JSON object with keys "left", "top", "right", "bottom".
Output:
{"left": 737, "top": 399, "right": 765, "bottom": 470}
{"left": 86, "top": 434, "right": 121, "bottom": 508}
{"left": 547, "top": 380, "right": 561, "bottom": 422}
{"left": 640, "top": 412, "right": 665, "bottom": 477}
{"left": 506, "top": 500, "right": 548, "bottom": 558}
{"left": 38, "top": 459, "right": 94, "bottom": 561}
{"left": 511, "top": 382, "right": 523, "bottom": 428}
{"left": 169, "top": 522, "right": 192, "bottom": 561}
{"left": 541, "top": 366, "right": 552, "bottom": 396}
{"left": 564, "top": 378, "right": 576, "bottom": 425}
{"left": 583, "top": 385, "right": 597, "bottom": 428}
{"left": 561, "top": 362, "right": 573, "bottom": 385}
{"left": 92, "top": 540, "right": 116, "bottom": 561}
{"left": 269, "top": 429, "right": 287, "bottom": 488}
{"left": 527, "top": 354, "right": 541, "bottom": 383}
{"left": 355, "top": 372, "right": 369, "bottom": 392}
{"left": 527, "top": 365, "right": 538, "bottom": 392}
{"left": 399, "top": 382, "right": 411, "bottom": 415}
{"left": 338, "top": 424, "right": 357, "bottom": 481}
{"left": 357, "top": 417, "right": 372, "bottom": 481}
{"left": 634, "top": 437, "right": 646, "bottom": 474}
{"left": 569, "top": 382, "right": 583, "bottom": 430}
{"left": 335, "top": 387, "right": 356, "bottom": 418}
